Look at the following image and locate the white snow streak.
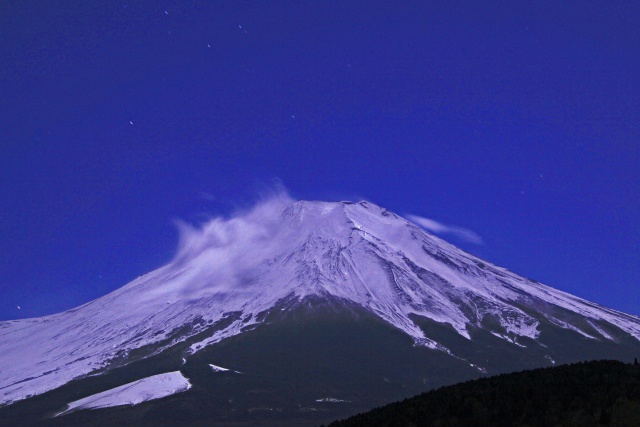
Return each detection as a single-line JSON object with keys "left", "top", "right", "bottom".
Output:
{"left": 56, "top": 372, "right": 190, "bottom": 416}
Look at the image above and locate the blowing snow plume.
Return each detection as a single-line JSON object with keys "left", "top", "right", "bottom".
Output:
{"left": 174, "top": 191, "right": 294, "bottom": 262}
{"left": 405, "top": 214, "right": 483, "bottom": 244}
{"left": 161, "top": 190, "right": 296, "bottom": 298}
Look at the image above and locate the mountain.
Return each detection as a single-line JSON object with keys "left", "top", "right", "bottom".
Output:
{"left": 1, "top": 200, "right": 639, "bottom": 426}
{"left": 328, "top": 360, "right": 640, "bottom": 427}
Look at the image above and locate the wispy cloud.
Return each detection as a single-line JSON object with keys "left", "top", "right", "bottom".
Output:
{"left": 406, "top": 214, "right": 483, "bottom": 244}
{"left": 157, "top": 187, "right": 295, "bottom": 300}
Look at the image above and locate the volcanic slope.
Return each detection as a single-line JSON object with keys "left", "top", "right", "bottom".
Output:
{"left": 1, "top": 200, "right": 639, "bottom": 426}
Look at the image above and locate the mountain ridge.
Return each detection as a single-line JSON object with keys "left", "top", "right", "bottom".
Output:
{"left": 1, "top": 199, "right": 639, "bottom": 412}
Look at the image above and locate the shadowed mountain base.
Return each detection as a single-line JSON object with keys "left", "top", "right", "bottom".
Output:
{"left": 2, "top": 298, "right": 639, "bottom": 426}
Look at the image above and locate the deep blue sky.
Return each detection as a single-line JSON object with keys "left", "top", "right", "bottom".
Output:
{"left": 1, "top": 1, "right": 638, "bottom": 321}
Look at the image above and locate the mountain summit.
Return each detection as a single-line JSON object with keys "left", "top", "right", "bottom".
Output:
{"left": 1, "top": 200, "right": 639, "bottom": 425}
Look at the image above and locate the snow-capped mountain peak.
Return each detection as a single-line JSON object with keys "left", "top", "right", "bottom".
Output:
{"left": 1, "top": 199, "right": 639, "bottom": 407}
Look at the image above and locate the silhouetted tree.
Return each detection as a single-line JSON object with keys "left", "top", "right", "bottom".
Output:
{"left": 330, "top": 361, "right": 640, "bottom": 427}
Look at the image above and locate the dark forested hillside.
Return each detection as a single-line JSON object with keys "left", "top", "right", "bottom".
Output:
{"left": 328, "top": 360, "right": 640, "bottom": 427}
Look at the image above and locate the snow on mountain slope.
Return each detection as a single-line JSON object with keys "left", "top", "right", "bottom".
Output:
{"left": 55, "top": 371, "right": 190, "bottom": 416}
{"left": 1, "top": 198, "right": 639, "bottom": 406}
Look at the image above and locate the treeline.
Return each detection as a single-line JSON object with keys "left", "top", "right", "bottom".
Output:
{"left": 327, "top": 360, "right": 640, "bottom": 427}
